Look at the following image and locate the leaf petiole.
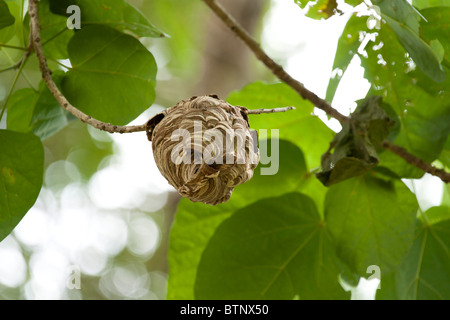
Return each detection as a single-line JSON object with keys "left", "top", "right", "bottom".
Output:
{"left": 0, "top": 43, "right": 28, "bottom": 51}
{"left": 0, "top": 56, "right": 28, "bottom": 122}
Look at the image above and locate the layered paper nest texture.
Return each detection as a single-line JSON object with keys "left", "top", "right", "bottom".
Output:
{"left": 147, "top": 95, "right": 260, "bottom": 205}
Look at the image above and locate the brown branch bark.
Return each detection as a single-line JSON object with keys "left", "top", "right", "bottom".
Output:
{"left": 202, "top": 0, "right": 350, "bottom": 123}
{"left": 28, "top": 0, "right": 146, "bottom": 134}
{"left": 202, "top": 0, "right": 450, "bottom": 184}
{"left": 28, "top": 0, "right": 293, "bottom": 134}
{"left": 382, "top": 141, "right": 450, "bottom": 183}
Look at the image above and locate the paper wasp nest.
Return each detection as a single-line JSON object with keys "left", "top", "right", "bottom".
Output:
{"left": 146, "top": 95, "right": 259, "bottom": 205}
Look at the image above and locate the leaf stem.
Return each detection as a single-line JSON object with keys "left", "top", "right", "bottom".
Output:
{"left": 0, "top": 57, "right": 27, "bottom": 122}
{"left": 0, "top": 43, "right": 28, "bottom": 51}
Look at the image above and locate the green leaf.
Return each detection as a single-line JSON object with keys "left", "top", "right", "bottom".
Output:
{"left": 195, "top": 193, "right": 349, "bottom": 300}
{"left": 375, "top": 0, "right": 446, "bottom": 82}
{"left": 379, "top": 211, "right": 450, "bottom": 299}
{"left": 0, "top": 130, "right": 44, "bottom": 242}
{"left": 49, "top": 0, "right": 165, "bottom": 38}
{"left": 7, "top": 75, "right": 71, "bottom": 140}
{"left": 419, "top": 7, "right": 450, "bottom": 69}
{"left": 361, "top": 23, "right": 450, "bottom": 178}
{"left": 345, "top": 0, "right": 363, "bottom": 5}
{"left": 423, "top": 205, "right": 450, "bottom": 225}
{"left": 413, "top": 0, "right": 450, "bottom": 9}
{"left": 326, "top": 14, "right": 369, "bottom": 103}
{"left": 443, "top": 184, "right": 450, "bottom": 207}
{"left": 0, "top": 1, "right": 20, "bottom": 49}
{"left": 61, "top": 25, "right": 157, "bottom": 125}
{"left": 0, "top": 0, "right": 14, "bottom": 30}
{"left": 227, "top": 81, "right": 334, "bottom": 169}
{"left": 294, "top": 0, "right": 343, "bottom": 20}
{"left": 439, "top": 135, "right": 450, "bottom": 169}
{"left": 324, "top": 175, "right": 418, "bottom": 277}
{"left": 316, "top": 96, "right": 395, "bottom": 186}
{"left": 23, "top": 0, "right": 74, "bottom": 60}
{"left": 167, "top": 140, "right": 313, "bottom": 299}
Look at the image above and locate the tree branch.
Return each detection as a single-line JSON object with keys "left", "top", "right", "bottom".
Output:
{"left": 382, "top": 141, "right": 450, "bottom": 183}
{"left": 28, "top": 0, "right": 146, "bottom": 134}
{"left": 202, "top": 0, "right": 450, "bottom": 184}
{"left": 203, "top": 0, "right": 450, "bottom": 183}
{"left": 27, "top": 0, "right": 450, "bottom": 183}
{"left": 28, "top": 0, "right": 294, "bottom": 134}
{"left": 202, "top": 0, "right": 349, "bottom": 123}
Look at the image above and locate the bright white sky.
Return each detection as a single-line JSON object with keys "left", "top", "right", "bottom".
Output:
{"left": 0, "top": 0, "right": 444, "bottom": 300}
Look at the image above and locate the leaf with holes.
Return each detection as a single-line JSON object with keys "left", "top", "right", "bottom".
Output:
{"left": 374, "top": 0, "right": 446, "bottom": 82}
{"left": 362, "top": 23, "right": 450, "bottom": 178}
{"left": 326, "top": 14, "right": 368, "bottom": 103}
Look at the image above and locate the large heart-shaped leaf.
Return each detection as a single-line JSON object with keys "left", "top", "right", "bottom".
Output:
{"left": 62, "top": 25, "right": 157, "bottom": 125}
{"left": 167, "top": 140, "right": 316, "bottom": 299}
{"left": 0, "top": 130, "right": 44, "bottom": 242}
{"left": 195, "top": 193, "right": 349, "bottom": 300}
{"left": 324, "top": 175, "right": 418, "bottom": 277}
{"left": 378, "top": 207, "right": 450, "bottom": 299}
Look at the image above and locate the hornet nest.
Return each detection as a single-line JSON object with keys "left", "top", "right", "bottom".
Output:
{"left": 146, "top": 95, "right": 260, "bottom": 205}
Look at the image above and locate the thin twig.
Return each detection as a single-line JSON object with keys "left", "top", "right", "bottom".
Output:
{"left": 202, "top": 0, "right": 450, "bottom": 184}
{"left": 0, "top": 43, "right": 32, "bottom": 74}
{"left": 382, "top": 141, "right": 450, "bottom": 183}
{"left": 202, "top": 0, "right": 349, "bottom": 123}
{"left": 246, "top": 106, "right": 296, "bottom": 114}
{"left": 28, "top": 0, "right": 146, "bottom": 134}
